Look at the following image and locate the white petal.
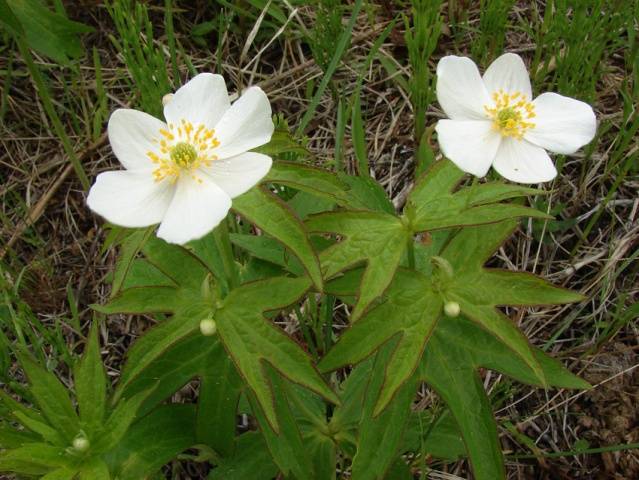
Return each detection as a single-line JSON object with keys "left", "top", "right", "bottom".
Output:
{"left": 436, "top": 56, "right": 491, "bottom": 120}
{"left": 163, "top": 73, "right": 231, "bottom": 130}
{"left": 87, "top": 171, "right": 174, "bottom": 227}
{"left": 524, "top": 92, "right": 596, "bottom": 154}
{"left": 492, "top": 138, "right": 557, "bottom": 184}
{"left": 482, "top": 53, "right": 532, "bottom": 99}
{"left": 157, "top": 175, "right": 232, "bottom": 245}
{"left": 213, "top": 86, "right": 274, "bottom": 159}
{"left": 201, "top": 152, "right": 272, "bottom": 198}
{"left": 108, "top": 109, "right": 167, "bottom": 171}
{"left": 435, "top": 120, "right": 501, "bottom": 177}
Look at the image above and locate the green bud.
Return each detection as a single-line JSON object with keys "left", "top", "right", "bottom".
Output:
{"left": 200, "top": 318, "right": 217, "bottom": 336}
{"left": 444, "top": 301, "right": 461, "bottom": 317}
{"left": 72, "top": 435, "right": 90, "bottom": 452}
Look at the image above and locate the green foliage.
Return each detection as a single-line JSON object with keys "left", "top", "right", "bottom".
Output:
{"left": 419, "top": 316, "right": 589, "bottom": 480}
{"left": 106, "top": 0, "right": 173, "bottom": 116}
{"left": 1, "top": 0, "right": 92, "bottom": 64}
{"left": 233, "top": 187, "right": 323, "bottom": 290}
{"left": 0, "top": 324, "right": 175, "bottom": 479}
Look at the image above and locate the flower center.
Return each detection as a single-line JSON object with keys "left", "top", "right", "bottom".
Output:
{"left": 484, "top": 90, "right": 536, "bottom": 139}
{"left": 146, "top": 119, "right": 220, "bottom": 183}
{"left": 170, "top": 142, "right": 197, "bottom": 167}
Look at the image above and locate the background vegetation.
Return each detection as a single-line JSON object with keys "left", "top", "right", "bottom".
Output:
{"left": 0, "top": 0, "right": 637, "bottom": 478}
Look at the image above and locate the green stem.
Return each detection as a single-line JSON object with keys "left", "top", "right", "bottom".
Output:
{"left": 407, "top": 236, "right": 416, "bottom": 270}
{"left": 213, "top": 217, "right": 239, "bottom": 290}
{"left": 15, "top": 36, "right": 90, "bottom": 190}
{"left": 295, "top": 306, "right": 319, "bottom": 360}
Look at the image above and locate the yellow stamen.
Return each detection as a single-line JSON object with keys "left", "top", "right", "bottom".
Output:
{"left": 484, "top": 90, "right": 536, "bottom": 139}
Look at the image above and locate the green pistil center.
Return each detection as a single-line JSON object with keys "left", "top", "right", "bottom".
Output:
{"left": 170, "top": 142, "right": 198, "bottom": 168}
{"left": 496, "top": 107, "right": 521, "bottom": 128}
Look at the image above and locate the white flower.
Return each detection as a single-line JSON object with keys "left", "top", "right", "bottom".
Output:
{"left": 87, "top": 73, "right": 274, "bottom": 244}
{"left": 434, "top": 53, "right": 596, "bottom": 183}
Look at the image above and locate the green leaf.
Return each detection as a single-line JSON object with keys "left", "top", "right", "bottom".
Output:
{"left": 16, "top": 352, "right": 80, "bottom": 442}
{"left": 0, "top": 0, "right": 23, "bottom": 36}
{"left": 319, "top": 269, "right": 442, "bottom": 415}
{"left": 440, "top": 220, "right": 584, "bottom": 385}
{"left": 351, "top": 342, "right": 419, "bottom": 480}
{"left": 406, "top": 160, "right": 549, "bottom": 231}
{"left": 230, "top": 233, "right": 304, "bottom": 276}
{"left": 306, "top": 211, "right": 411, "bottom": 320}
{"left": 105, "top": 405, "right": 197, "bottom": 480}
{"left": 5, "top": 0, "right": 92, "bottom": 64}
{"left": 111, "top": 227, "right": 153, "bottom": 297}
{"left": 0, "top": 391, "right": 65, "bottom": 445}
{"left": 74, "top": 322, "right": 107, "bottom": 435}
{"left": 42, "top": 467, "right": 80, "bottom": 480}
{"left": 196, "top": 344, "right": 243, "bottom": 457}
{"left": 266, "top": 161, "right": 353, "bottom": 206}
{"left": 209, "top": 432, "right": 278, "bottom": 479}
{"left": 93, "top": 387, "right": 154, "bottom": 454}
{"left": 94, "top": 235, "right": 211, "bottom": 315}
{"left": 233, "top": 186, "right": 323, "bottom": 289}
{"left": 113, "top": 311, "right": 204, "bottom": 405}
{"left": 338, "top": 173, "right": 395, "bottom": 214}
{"left": 0, "top": 443, "right": 69, "bottom": 475}
{"left": 402, "top": 410, "right": 466, "bottom": 461}
{"left": 78, "top": 458, "right": 110, "bottom": 480}
{"left": 254, "top": 129, "right": 311, "bottom": 158}
{"left": 248, "top": 368, "right": 315, "bottom": 478}
{"left": 420, "top": 316, "right": 589, "bottom": 480}
{"left": 0, "top": 424, "right": 39, "bottom": 448}
{"left": 215, "top": 276, "right": 338, "bottom": 430}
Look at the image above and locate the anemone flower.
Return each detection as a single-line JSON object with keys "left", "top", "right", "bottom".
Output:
{"left": 435, "top": 53, "right": 596, "bottom": 183}
{"left": 87, "top": 73, "right": 274, "bottom": 244}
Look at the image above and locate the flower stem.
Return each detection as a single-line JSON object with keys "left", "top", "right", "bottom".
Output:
{"left": 407, "top": 235, "right": 416, "bottom": 269}
{"left": 213, "top": 217, "right": 239, "bottom": 290}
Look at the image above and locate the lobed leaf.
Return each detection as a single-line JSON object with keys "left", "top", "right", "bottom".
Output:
{"left": 233, "top": 186, "right": 323, "bottom": 289}
{"left": 215, "top": 276, "right": 338, "bottom": 430}
{"left": 319, "top": 269, "right": 441, "bottom": 414}
{"left": 105, "top": 405, "right": 197, "bottom": 480}
{"left": 74, "top": 322, "right": 107, "bottom": 435}
{"left": 16, "top": 352, "right": 80, "bottom": 442}
{"left": 406, "top": 159, "right": 549, "bottom": 232}
{"left": 307, "top": 211, "right": 410, "bottom": 320}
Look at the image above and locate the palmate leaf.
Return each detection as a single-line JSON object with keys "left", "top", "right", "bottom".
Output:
{"left": 321, "top": 218, "right": 584, "bottom": 418}
{"left": 247, "top": 368, "right": 315, "bottom": 479}
{"left": 349, "top": 342, "right": 420, "bottom": 480}
{"left": 233, "top": 186, "right": 323, "bottom": 290}
{"left": 406, "top": 159, "right": 550, "bottom": 231}
{"left": 307, "top": 211, "right": 411, "bottom": 320}
{"left": 320, "top": 269, "right": 441, "bottom": 415}
{"left": 306, "top": 159, "right": 547, "bottom": 321}
{"left": 214, "top": 276, "right": 338, "bottom": 430}
{"left": 266, "top": 161, "right": 394, "bottom": 212}
{"left": 104, "top": 404, "right": 197, "bottom": 480}
{"left": 94, "top": 235, "right": 211, "bottom": 315}
{"left": 419, "top": 316, "right": 589, "bottom": 480}
{"left": 439, "top": 219, "right": 584, "bottom": 386}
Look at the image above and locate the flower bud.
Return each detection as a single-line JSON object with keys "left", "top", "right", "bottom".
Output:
{"left": 162, "top": 93, "right": 174, "bottom": 106}
{"left": 200, "top": 318, "right": 217, "bottom": 336}
{"left": 444, "top": 301, "right": 461, "bottom": 317}
{"left": 72, "top": 435, "right": 90, "bottom": 452}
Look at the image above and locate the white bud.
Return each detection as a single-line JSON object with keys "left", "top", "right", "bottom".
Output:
{"left": 162, "top": 93, "right": 174, "bottom": 106}
{"left": 72, "top": 436, "right": 90, "bottom": 452}
{"left": 444, "top": 301, "right": 461, "bottom": 317}
{"left": 200, "top": 319, "right": 217, "bottom": 336}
